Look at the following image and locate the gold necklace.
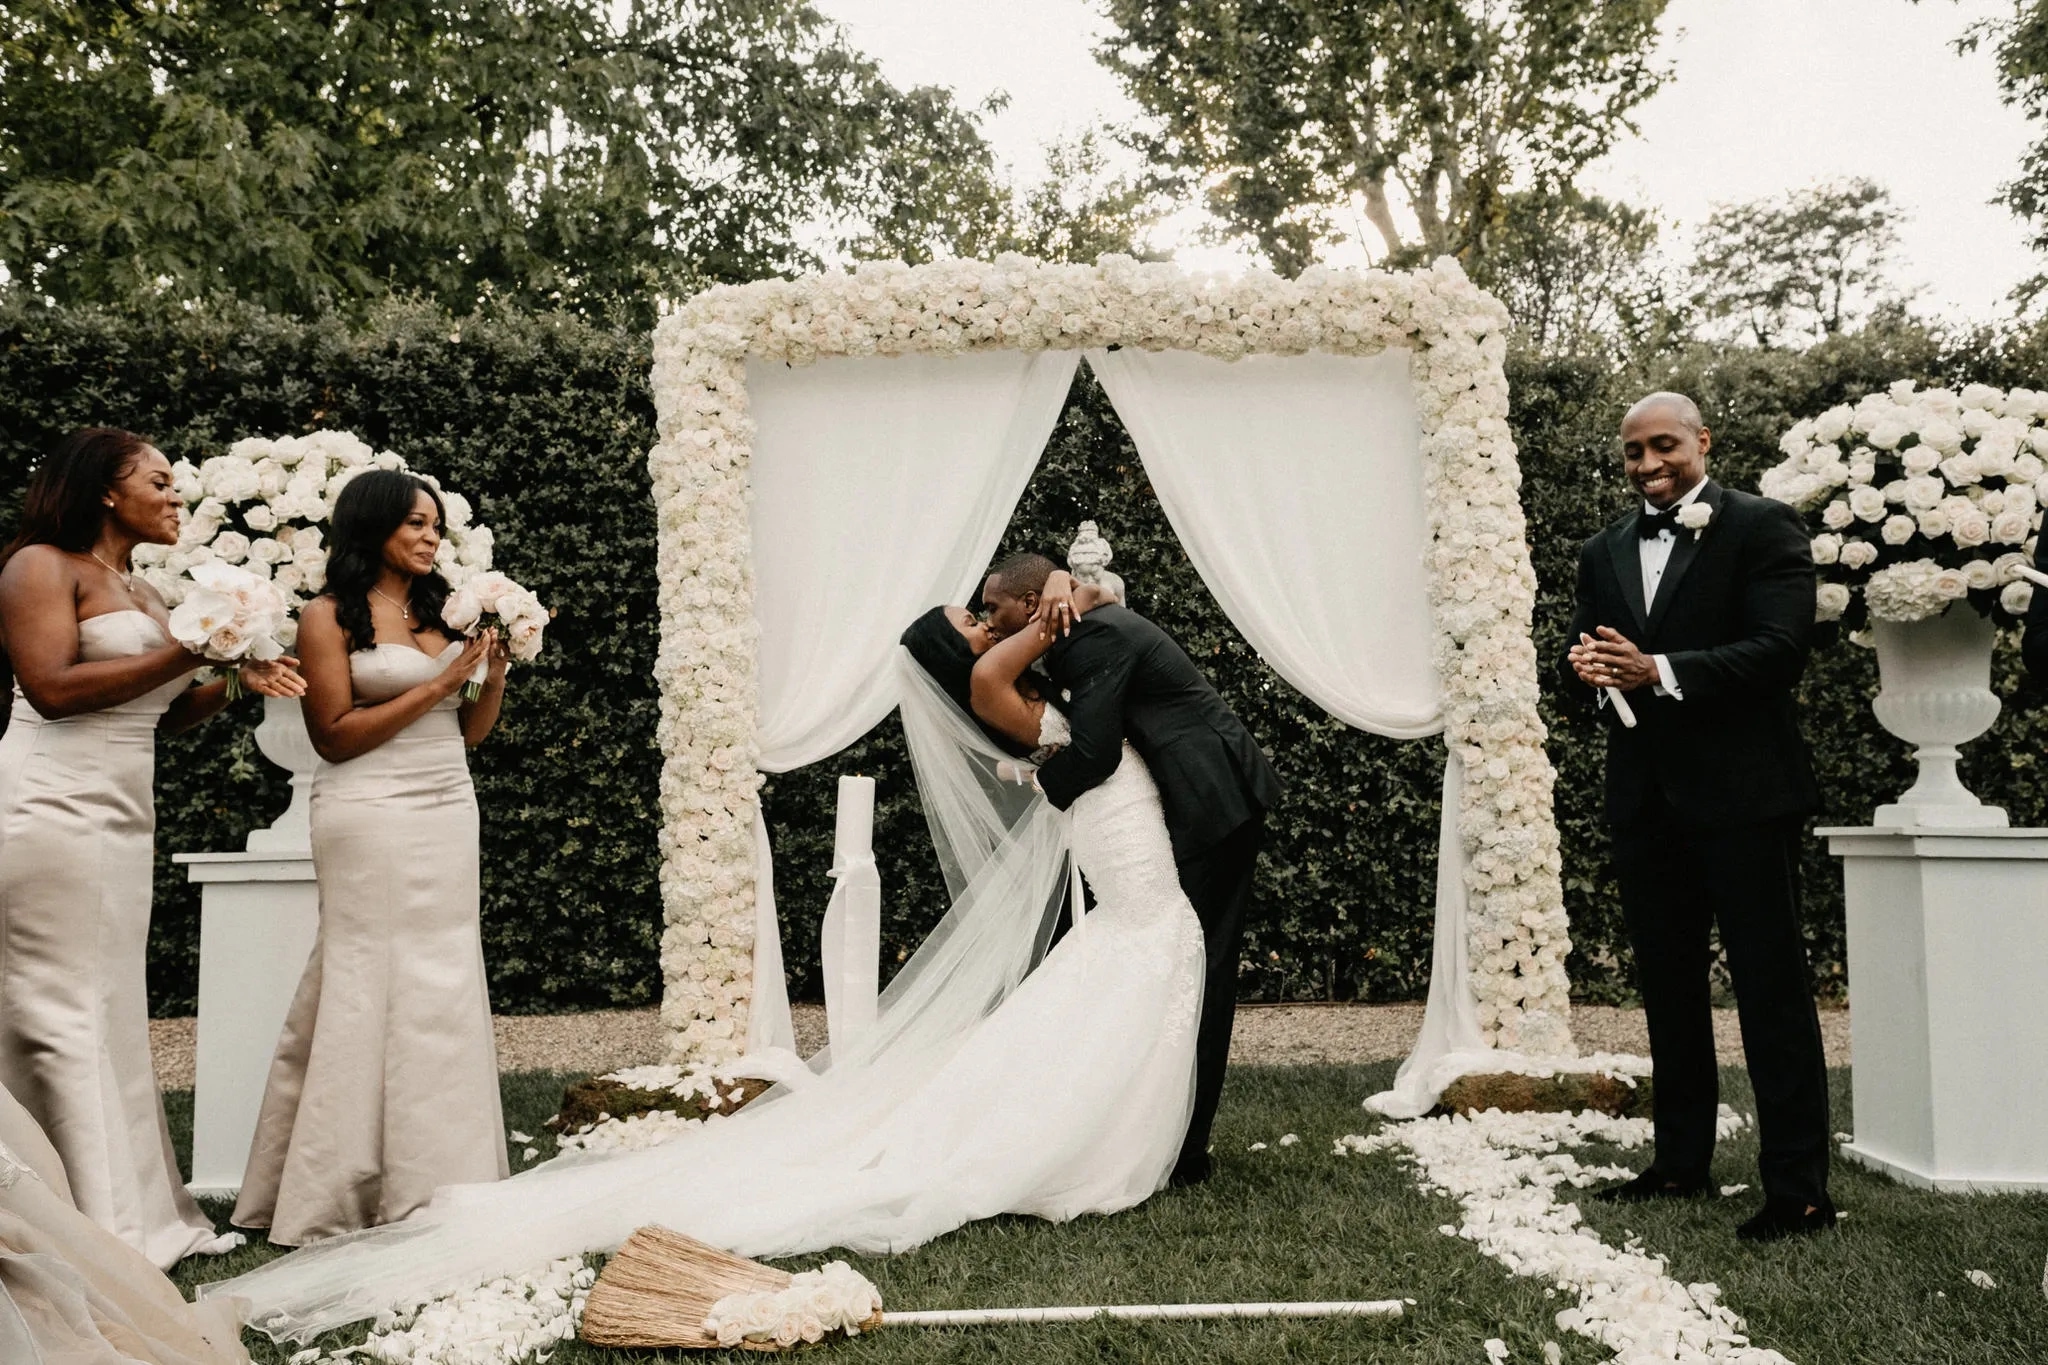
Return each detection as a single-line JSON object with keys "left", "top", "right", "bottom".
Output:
{"left": 371, "top": 586, "right": 416, "bottom": 622}
{"left": 88, "top": 550, "right": 139, "bottom": 595}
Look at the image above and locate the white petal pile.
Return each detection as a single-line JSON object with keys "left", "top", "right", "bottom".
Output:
{"left": 286, "top": 1257, "right": 593, "bottom": 1365}
{"left": 1337, "top": 1106, "right": 1790, "bottom": 1364}
{"left": 553, "top": 1107, "right": 709, "bottom": 1155}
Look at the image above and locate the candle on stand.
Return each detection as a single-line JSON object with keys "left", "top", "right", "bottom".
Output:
{"left": 832, "top": 775, "right": 876, "bottom": 872}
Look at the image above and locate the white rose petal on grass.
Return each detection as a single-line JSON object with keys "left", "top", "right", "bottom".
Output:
{"left": 1484, "top": 1339, "right": 1510, "bottom": 1363}
{"left": 1719, "top": 1183, "right": 1749, "bottom": 1197}
{"left": 1247, "top": 1142, "right": 1268, "bottom": 1152}
{"left": 1542, "top": 1345, "right": 1562, "bottom": 1365}
{"left": 1967, "top": 1269, "right": 1997, "bottom": 1290}
{"left": 1278, "top": 1133, "right": 1300, "bottom": 1147}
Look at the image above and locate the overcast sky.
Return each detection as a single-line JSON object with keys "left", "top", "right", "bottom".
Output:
{"left": 816, "top": 0, "right": 2039, "bottom": 324}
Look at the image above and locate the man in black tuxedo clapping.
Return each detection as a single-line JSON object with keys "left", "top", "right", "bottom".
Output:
{"left": 1561, "top": 392, "right": 1836, "bottom": 1242}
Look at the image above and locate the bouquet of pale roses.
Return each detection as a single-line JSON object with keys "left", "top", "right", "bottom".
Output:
{"left": 166, "top": 562, "right": 290, "bottom": 698}
{"left": 1760, "top": 381, "right": 2048, "bottom": 630}
{"left": 442, "top": 570, "right": 548, "bottom": 700}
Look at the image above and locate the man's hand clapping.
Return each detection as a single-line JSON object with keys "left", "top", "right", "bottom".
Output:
{"left": 1570, "top": 626, "right": 1659, "bottom": 692}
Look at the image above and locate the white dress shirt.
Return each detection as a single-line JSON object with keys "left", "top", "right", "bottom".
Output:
{"left": 1635, "top": 480, "right": 1707, "bottom": 699}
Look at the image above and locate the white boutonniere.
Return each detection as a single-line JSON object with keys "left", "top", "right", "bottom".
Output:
{"left": 1676, "top": 502, "right": 1714, "bottom": 539}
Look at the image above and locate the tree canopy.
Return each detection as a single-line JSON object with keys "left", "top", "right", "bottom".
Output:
{"left": 1097, "top": 0, "right": 1671, "bottom": 275}
{"left": 1689, "top": 178, "right": 1909, "bottom": 347}
{"left": 0, "top": 0, "right": 1007, "bottom": 318}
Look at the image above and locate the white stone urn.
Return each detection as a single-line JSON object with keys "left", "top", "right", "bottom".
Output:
{"left": 245, "top": 695, "right": 320, "bottom": 852}
{"left": 1868, "top": 604, "right": 2008, "bottom": 829}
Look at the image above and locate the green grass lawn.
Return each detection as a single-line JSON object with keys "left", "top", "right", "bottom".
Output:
{"left": 163, "top": 1064, "right": 2048, "bottom": 1364}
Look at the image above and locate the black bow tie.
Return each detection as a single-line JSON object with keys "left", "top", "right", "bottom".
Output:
{"left": 1638, "top": 507, "right": 1680, "bottom": 540}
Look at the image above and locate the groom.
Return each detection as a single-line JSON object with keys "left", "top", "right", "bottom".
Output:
{"left": 1561, "top": 392, "right": 1835, "bottom": 1241}
{"left": 980, "top": 552, "right": 1282, "bottom": 1187}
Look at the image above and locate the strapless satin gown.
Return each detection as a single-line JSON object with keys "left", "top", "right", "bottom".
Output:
{"left": 233, "top": 642, "right": 506, "bottom": 1246}
{"left": 0, "top": 610, "right": 220, "bottom": 1270}
{"left": 1, "top": 1082, "right": 249, "bottom": 1364}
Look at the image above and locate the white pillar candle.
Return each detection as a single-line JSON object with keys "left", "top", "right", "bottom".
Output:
{"left": 832, "top": 775, "right": 876, "bottom": 872}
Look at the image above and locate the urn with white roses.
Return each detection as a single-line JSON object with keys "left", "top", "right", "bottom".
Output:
{"left": 133, "top": 431, "right": 501, "bottom": 847}
{"left": 1761, "top": 381, "right": 2046, "bottom": 827}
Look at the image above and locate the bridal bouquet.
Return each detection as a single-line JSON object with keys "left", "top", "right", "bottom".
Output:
{"left": 1760, "top": 381, "right": 2048, "bottom": 629}
{"left": 167, "top": 562, "right": 290, "bottom": 697}
{"left": 443, "top": 570, "right": 549, "bottom": 699}
{"left": 132, "top": 430, "right": 497, "bottom": 645}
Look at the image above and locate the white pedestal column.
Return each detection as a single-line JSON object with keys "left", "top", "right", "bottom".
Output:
{"left": 1822, "top": 826, "right": 2048, "bottom": 1192}
{"left": 173, "top": 851, "right": 320, "bottom": 1199}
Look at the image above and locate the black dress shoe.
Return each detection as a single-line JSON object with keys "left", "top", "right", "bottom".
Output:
{"left": 1590, "top": 1168, "right": 1709, "bottom": 1204}
{"left": 1737, "top": 1194, "right": 1838, "bottom": 1242}
{"left": 1168, "top": 1153, "right": 1213, "bottom": 1188}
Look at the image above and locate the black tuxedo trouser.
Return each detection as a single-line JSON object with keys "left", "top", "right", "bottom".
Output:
{"left": 1611, "top": 794, "right": 1831, "bottom": 1204}
{"left": 1171, "top": 815, "right": 1263, "bottom": 1181}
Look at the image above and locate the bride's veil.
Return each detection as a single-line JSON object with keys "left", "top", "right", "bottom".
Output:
{"left": 204, "top": 649, "right": 1074, "bottom": 1342}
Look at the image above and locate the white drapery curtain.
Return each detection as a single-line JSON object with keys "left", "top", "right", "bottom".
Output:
{"left": 1087, "top": 346, "right": 1484, "bottom": 1113}
{"left": 742, "top": 350, "right": 1081, "bottom": 1050}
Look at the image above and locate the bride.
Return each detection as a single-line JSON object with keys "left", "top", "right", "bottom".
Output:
{"left": 207, "top": 583, "right": 1206, "bottom": 1341}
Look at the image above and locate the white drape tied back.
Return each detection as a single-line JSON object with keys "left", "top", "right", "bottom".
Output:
{"left": 741, "top": 350, "right": 1081, "bottom": 1050}
{"left": 1086, "top": 346, "right": 1485, "bottom": 1115}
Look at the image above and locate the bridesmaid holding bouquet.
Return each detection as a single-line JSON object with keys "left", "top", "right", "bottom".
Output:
{"left": 234, "top": 469, "right": 509, "bottom": 1246}
{"left": 0, "top": 427, "right": 305, "bottom": 1269}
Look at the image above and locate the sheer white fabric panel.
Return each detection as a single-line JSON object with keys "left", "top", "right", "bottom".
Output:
{"left": 1086, "top": 346, "right": 1442, "bottom": 737}
{"left": 1090, "top": 346, "right": 1483, "bottom": 1105}
{"left": 746, "top": 350, "right": 1080, "bottom": 770}
{"left": 742, "top": 350, "right": 1080, "bottom": 1052}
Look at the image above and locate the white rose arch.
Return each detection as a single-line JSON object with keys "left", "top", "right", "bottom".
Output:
{"left": 649, "top": 255, "right": 1575, "bottom": 1110}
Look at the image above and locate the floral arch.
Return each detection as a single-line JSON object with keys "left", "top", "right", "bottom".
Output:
{"left": 647, "top": 254, "right": 1573, "bottom": 1080}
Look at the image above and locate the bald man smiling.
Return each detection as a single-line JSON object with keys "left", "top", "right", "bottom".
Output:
{"left": 1561, "top": 392, "right": 1837, "bottom": 1243}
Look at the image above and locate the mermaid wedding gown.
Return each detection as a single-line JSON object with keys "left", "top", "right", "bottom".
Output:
{"left": 0, "top": 610, "right": 221, "bottom": 1270}
{"left": 207, "top": 695, "right": 1205, "bottom": 1341}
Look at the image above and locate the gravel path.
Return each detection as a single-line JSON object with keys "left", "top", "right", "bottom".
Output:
{"left": 148, "top": 1002, "right": 1850, "bottom": 1090}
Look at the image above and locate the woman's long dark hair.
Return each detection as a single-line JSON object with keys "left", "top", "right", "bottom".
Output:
{"left": 0, "top": 427, "right": 155, "bottom": 572}
{"left": 326, "top": 470, "right": 456, "bottom": 652}
{"left": 900, "top": 606, "right": 1030, "bottom": 757}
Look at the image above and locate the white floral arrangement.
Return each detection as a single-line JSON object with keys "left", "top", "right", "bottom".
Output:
{"left": 703, "top": 1261, "right": 883, "bottom": 1349}
{"left": 133, "top": 430, "right": 496, "bottom": 641}
{"left": 1760, "top": 381, "right": 2047, "bottom": 629}
{"left": 444, "top": 569, "right": 550, "bottom": 697}
{"left": 168, "top": 560, "right": 290, "bottom": 667}
{"left": 649, "top": 253, "right": 1572, "bottom": 1064}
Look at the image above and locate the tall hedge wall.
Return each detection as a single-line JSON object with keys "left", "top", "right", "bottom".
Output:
{"left": 2, "top": 298, "right": 2040, "bottom": 1015}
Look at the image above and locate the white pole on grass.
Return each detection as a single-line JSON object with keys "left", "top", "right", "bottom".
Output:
{"left": 884, "top": 1300, "right": 1406, "bottom": 1327}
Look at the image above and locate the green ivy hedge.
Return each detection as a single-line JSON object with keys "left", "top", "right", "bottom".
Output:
{"left": 3, "top": 298, "right": 2040, "bottom": 1016}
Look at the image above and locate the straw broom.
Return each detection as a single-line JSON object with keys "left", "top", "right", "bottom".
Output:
{"left": 580, "top": 1226, "right": 1402, "bottom": 1351}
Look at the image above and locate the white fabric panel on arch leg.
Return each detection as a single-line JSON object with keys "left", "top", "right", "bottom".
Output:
{"left": 1086, "top": 346, "right": 1442, "bottom": 737}
{"left": 741, "top": 349, "right": 1080, "bottom": 1056}
{"left": 746, "top": 350, "right": 1081, "bottom": 770}
{"left": 1090, "top": 345, "right": 1487, "bottom": 1110}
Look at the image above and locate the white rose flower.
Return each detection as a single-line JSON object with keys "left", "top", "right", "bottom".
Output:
{"left": 1820, "top": 500, "right": 1854, "bottom": 530}
{"left": 211, "top": 531, "right": 251, "bottom": 564}
{"left": 1847, "top": 486, "right": 1888, "bottom": 521}
{"left": 1903, "top": 475, "right": 1945, "bottom": 511}
{"left": 1868, "top": 419, "right": 1909, "bottom": 450}
{"left": 1950, "top": 510, "right": 1992, "bottom": 547}
{"left": 1916, "top": 508, "right": 1951, "bottom": 539}
{"left": 2001, "top": 580, "right": 2035, "bottom": 615}
{"left": 1811, "top": 534, "right": 1842, "bottom": 565}
{"left": 1934, "top": 568, "right": 1972, "bottom": 600}
{"left": 1963, "top": 558, "right": 1999, "bottom": 590}
{"left": 1902, "top": 445, "right": 1940, "bottom": 476}
{"left": 1993, "top": 509, "right": 2033, "bottom": 544}
{"left": 1882, "top": 515, "right": 1917, "bottom": 545}
{"left": 1813, "top": 406, "right": 1852, "bottom": 443}
{"left": 1816, "top": 583, "right": 1852, "bottom": 623}
{"left": 1839, "top": 539, "right": 1879, "bottom": 570}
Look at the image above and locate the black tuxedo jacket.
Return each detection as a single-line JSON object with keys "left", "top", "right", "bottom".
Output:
{"left": 1558, "top": 480, "right": 1819, "bottom": 827}
{"left": 2023, "top": 536, "right": 2048, "bottom": 679}
{"left": 1035, "top": 605, "right": 1283, "bottom": 864}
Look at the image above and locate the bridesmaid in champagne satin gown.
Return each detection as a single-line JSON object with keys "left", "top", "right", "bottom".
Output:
{"left": 234, "top": 470, "right": 508, "bottom": 1246}
{"left": 0, "top": 428, "right": 306, "bottom": 1271}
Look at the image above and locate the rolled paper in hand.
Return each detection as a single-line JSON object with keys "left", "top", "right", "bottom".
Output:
{"left": 1577, "top": 633, "right": 1638, "bottom": 729}
{"left": 2014, "top": 562, "right": 2048, "bottom": 589}
{"left": 1605, "top": 686, "right": 1638, "bottom": 728}
{"left": 832, "top": 775, "right": 876, "bottom": 874}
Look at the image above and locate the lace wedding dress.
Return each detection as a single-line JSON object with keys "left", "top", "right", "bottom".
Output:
{"left": 208, "top": 667, "right": 1205, "bottom": 1341}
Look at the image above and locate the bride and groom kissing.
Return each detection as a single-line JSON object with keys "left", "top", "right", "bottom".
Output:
{"left": 904, "top": 549, "right": 1284, "bottom": 1188}
{"left": 213, "top": 546, "right": 1285, "bottom": 1339}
